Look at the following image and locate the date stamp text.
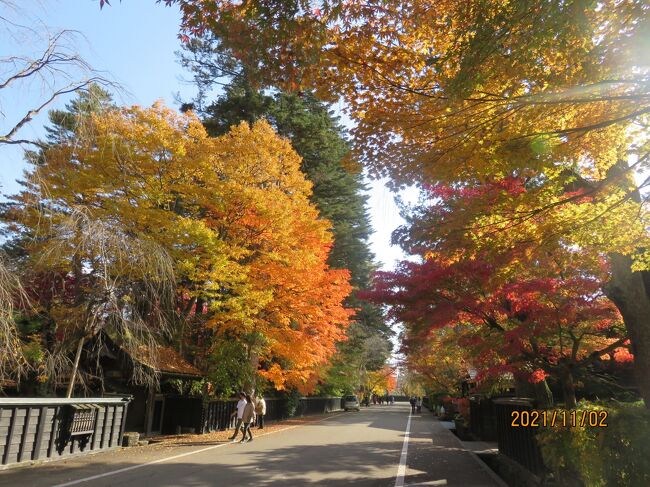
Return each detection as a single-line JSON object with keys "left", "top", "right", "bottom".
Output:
{"left": 511, "top": 409, "right": 608, "bottom": 428}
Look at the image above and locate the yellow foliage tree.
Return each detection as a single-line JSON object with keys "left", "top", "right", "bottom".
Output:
{"left": 8, "top": 102, "right": 351, "bottom": 393}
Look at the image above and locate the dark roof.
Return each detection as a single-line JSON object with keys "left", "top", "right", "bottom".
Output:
{"left": 97, "top": 332, "right": 203, "bottom": 379}
{"left": 156, "top": 346, "right": 203, "bottom": 377}
{"left": 132, "top": 345, "right": 203, "bottom": 378}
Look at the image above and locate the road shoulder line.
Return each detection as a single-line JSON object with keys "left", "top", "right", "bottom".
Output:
{"left": 394, "top": 410, "right": 412, "bottom": 487}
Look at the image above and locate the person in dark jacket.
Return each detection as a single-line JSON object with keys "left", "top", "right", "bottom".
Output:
{"left": 409, "top": 396, "right": 416, "bottom": 414}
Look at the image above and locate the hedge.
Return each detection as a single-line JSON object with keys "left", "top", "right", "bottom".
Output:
{"left": 536, "top": 401, "right": 650, "bottom": 487}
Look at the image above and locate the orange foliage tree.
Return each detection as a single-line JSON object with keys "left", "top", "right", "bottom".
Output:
{"left": 8, "top": 102, "right": 351, "bottom": 394}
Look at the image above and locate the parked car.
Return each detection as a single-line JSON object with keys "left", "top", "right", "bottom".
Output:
{"left": 343, "top": 395, "right": 361, "bottom": 411}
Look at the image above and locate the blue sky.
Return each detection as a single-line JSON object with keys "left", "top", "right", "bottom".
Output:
{"left": 0, "top": 0, "right": 413, "bottom": 270}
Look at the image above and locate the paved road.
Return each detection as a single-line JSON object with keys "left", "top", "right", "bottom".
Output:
{"left": 0, "top": 403, "right": 502, "bottom": 487}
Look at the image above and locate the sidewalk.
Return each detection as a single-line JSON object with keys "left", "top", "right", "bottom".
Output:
{"left": 403, "top": 411, "right": 507, "bottom": 487}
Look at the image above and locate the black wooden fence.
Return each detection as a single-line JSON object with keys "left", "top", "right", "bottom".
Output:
{"left": 296, "top": 397, "right": 341, "bottom": 417}
{"left": 493, "top": 398, "right": 546, "bottom": 476}
{"left": 469, "top": 395, "right": 497, "bottom": 441}
{"left": 0, "top": 397, "right": 130, "bottom": 469}
{"left": 162, "top": 396, "right": 342, "bottom": 435}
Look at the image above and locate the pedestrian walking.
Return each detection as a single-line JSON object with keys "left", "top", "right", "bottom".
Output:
{"left": 255, "top": 394, "right": 266, "bottom": 429}
{"left": 409, "top": 396, "right": 416, "bottom": 414}
{"left": 239, "top": 393, "right": 256, "bottom": 443}
{"left": 229, "top": 392, "right": 247, "bottom": 441}
{"left": 416, "top": 397, "right": 422, "bottom": 414}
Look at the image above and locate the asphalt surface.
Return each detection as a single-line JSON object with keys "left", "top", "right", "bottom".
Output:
{"left": 0, "top": 403, "right": 502, "bottom": 487}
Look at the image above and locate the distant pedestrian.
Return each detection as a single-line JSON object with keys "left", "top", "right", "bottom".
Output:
{"left": 409, "top": 396, "right": 416, "bottom": 414}
{"left": 239, "top": 393, "right": 256, "bottom": 443}
{"left": 229, "top": 392, "right": 247, "bottom": 441}
{"left": 255, "top": 394, "right": 266, "bottom": 429}
{"left": 416, "top": 397, "right": 422, "bottom": 414}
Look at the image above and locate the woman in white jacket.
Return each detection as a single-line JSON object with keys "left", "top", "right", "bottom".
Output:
{"left": 239, "top": 394, "right": 256, "bottom": 443}
{"left": 255, "top": 395, "right": 267, "bottom": 429}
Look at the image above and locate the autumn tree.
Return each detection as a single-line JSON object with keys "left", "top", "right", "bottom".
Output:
{"left": 175, "top": 42, "right": 392, "bottom": 393}
{"left": 180, "top": 75, "right": 377, "bottom": 290}
{"left": 398, "top": 368, "right": 427, "bottom": 398}
{"left": 402, "top": 327, "right": 472, "bottom": 398}
{"left": 374, "top": 251, "right": 632, "bottom": 408}
{"left": 146, "top": 0, "right": 650, "bottom": 405}
{"left": 4, "top": 99, "right": 351, "bottom": 394}
{"left": 369, "top": 182, "right": 633, "bottom": 407}
{"left": 365, "top": 365, "right": 397, "bottom": 396}
{"left": 202, "top": 119, "right": 353, "bottom": 392}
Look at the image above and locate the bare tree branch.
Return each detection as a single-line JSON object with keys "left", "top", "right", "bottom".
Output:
{"left": 0, "top": 8, "right": 120, "bottom": 149}
{"left": 0, "top": 252, "right": 28, "bottom": 388}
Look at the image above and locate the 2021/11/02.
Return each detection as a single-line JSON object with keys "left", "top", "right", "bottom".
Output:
{"left": 511, "top": 409, "right": 608, "bottom": 428}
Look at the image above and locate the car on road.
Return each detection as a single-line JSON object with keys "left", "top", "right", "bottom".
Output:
{"left": 343, "top": 395, "right": 361, "bottom": 411}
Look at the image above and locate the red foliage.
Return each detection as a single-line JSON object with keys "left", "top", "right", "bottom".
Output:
{"left": 529, "top": 369, "right": 550, "bottom": 384}
{"left": 367, "top": 248, "right": 627, "bottom": 384}
{"left": 453, "top": 397, "right": 471, "bottom": 418}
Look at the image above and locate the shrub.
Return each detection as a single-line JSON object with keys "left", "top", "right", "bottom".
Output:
{"left": 536, "top": 401, "right": 650, "bottom": 486}
{"left": 281, "top": 389, "right": 302, "bottom": 418}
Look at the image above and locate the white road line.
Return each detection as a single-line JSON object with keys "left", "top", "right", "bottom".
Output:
{"left": 51, "top": 441, "right": 231, "bottom": 487}
{"left": 394, "top": 410, "right": 412, "bottom": 487}
{"left": 405, "top": 481, "right": 447, "bottom": 486}
{"left": 51, "top": 413, "right": 344, "bottom": 487}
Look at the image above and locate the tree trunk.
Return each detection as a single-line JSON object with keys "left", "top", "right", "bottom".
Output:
{"left": 67, "top": 225, "right": 85, "bottom": 399}
{"left": 196, "top": 297, "right": 205, "bottom": 315}
{"left": 533, "top": 379, "right": 554, "bottom": 408}
{"left": 241, "top": 337, "right": 261, "bottom": 395}
{"left": 246, "top": 351, "right": 259, "bottom": 395}
{"left": 66, "top": 336, "right": 85, "bottom": 398}
{"left": 606, "top": 253, "right": 650, "bottom": 408}
{"left": 178, "top": 296, "right": 197, "bottom": 355}
{"left": 559, "top": 366, "right": 577, "bottom": 409}
{"left": 514, "top": 376, "right": 553, "bottom": 407}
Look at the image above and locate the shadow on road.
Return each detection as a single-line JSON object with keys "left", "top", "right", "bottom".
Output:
{"left": 0, "top": 440, "right": 410, "bottom": 487}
